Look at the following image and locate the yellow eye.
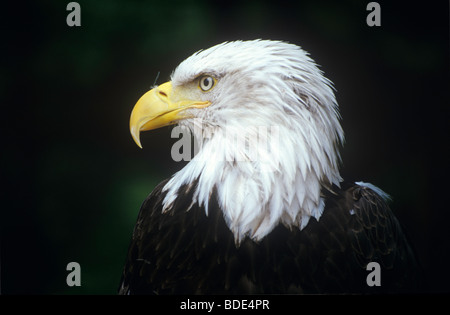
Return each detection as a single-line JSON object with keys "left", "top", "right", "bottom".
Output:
{"left": 199, "top": 76, "right": 215, "bottom": 91}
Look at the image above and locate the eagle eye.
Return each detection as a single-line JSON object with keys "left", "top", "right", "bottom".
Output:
{"left": 199, "top": 75, "right": 215, "bottom": 92}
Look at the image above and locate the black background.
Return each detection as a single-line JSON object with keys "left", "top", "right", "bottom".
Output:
{"left": 2, "top": 0, "right": 449, "bottom": 294}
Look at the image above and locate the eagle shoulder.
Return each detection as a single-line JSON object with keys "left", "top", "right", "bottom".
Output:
{"left": 341, "top": 182, "right": 424, "bottom": 292}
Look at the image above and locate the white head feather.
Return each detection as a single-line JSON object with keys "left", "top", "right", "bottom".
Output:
{"left": 161, "top": 40, "right": 344, "bottom": 243}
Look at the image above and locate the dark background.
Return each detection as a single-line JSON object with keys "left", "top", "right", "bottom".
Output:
{"left": 2, "top": 0, "right": 448, "bottom": 294}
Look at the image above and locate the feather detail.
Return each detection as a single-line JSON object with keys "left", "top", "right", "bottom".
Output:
{"left": 161, "top": 40, "right": 344, "bottom": 243}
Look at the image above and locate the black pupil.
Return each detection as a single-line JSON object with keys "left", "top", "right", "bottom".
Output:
{"left": 203, "top": 77, "right": 211, "bottom": 88}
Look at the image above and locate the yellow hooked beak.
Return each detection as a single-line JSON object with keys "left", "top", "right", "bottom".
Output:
{"left": 129, "top": 81, "right": 211, "bottom": 148}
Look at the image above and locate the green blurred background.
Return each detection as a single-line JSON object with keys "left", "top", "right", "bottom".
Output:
{"left": 2, "top": 0, "right": 448, "bottom": 294}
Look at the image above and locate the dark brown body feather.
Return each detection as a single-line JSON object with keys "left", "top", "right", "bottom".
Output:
{"left": 119, "top": 180, "right": 423, "bottom": 294}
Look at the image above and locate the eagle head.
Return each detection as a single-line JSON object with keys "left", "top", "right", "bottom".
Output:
{"left": 129, "top": 40, "right": 344, "bottom": 243}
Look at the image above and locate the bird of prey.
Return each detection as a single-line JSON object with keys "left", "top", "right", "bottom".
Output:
{"left": 119, "top": 40, "right": 422, "bottom": 294}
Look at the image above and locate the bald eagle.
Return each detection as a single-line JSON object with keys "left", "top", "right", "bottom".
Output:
{"left": 119, "top": 40, "right": 422, "bottom": 294}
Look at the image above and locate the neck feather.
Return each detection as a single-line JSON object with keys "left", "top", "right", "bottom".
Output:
{"left": 161, "top": 123, "right": 341, "bottom": 243}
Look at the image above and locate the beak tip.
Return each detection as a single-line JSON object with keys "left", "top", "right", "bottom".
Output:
{"left": 130, "top": 125, "right": 143, "bottom": 149}
{"left": 133, "top": 138, "right": 143, "bottom": 149}
{"left": 133, "top": 136, "right": 143, "bottom": 149}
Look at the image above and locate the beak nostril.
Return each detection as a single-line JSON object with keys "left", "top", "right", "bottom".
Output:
{"left": 159, "top": 91, "right": 168, "bottom": 98}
